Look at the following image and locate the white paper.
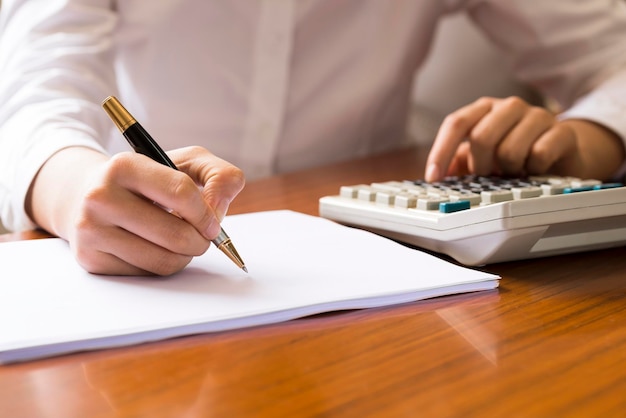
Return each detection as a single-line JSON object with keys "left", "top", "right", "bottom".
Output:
{"left": 0, "top": 210, "right": 498, "bottom": 363}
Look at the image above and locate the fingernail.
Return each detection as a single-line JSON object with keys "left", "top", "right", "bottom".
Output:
{"left": 204, "top": 200, "right": 229, "bottom": 239}
{"left": 215, "top": 199, "right": 230, "bottom": 223}
{"left": 205, "top": 216, "right": 221, "bottom": 239}
{"left": 425, "top": 163, "right": 440, "bottom": 182}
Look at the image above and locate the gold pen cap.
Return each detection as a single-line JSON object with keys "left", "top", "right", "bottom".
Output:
{"left": 102, "top": 96, "right": 136, "bottom": 132}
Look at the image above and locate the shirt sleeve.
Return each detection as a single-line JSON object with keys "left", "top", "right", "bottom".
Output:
{"left": 0, "top": 0, "right": 117, "bottom": 231}
{"left": 465, "top": 0, "right": 626, "bottom": 177}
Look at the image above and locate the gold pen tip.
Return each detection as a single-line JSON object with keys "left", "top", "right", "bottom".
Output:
{"left": 242, "top": 266, "right": 248, "bottom": 273}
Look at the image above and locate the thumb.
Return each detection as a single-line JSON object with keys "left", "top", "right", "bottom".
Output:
{"left": 168, "top": 146, "right": 246, "bottom": 221}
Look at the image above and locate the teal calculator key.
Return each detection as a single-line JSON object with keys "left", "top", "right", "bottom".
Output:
{"left": 564, "top": 186, "right": 594, "bottom": 194}
{"left": 440, "top": 200, "right": 471, "bottom": 213}
{"left": 593, "top": 183, "right": 623, "bottom": 190}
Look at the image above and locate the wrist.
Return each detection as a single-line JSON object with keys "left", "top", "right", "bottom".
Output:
{"left": 26, "top": 147, "right": 109, "bottom": 239}
{"left": 559, "top": 119, "right": 626, "bottom": 180}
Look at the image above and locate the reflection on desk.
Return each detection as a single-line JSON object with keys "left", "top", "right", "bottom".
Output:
{"left": 7, "top": 292, "right": 499, "bottom": 417}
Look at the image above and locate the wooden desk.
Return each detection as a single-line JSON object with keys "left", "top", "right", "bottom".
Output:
{"left": 2, "top": 146, "right": 626, "bottom": 417}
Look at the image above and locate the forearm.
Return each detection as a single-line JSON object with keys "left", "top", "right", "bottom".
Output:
{"left": 0, "top": 0, "right": 117, "bottom": 231}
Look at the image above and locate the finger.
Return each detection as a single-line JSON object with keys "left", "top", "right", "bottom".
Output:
{"left": 74, "top": 248, "right": 150, "bottom": 276}
{"left": 82, "top": 183, "right": 211, "bottom": 257}
{"left": 447, "top": 141, "right": 471, "bottom": 177}
{"left": 105, "top": 152, "right": 220, "bottom": 241}
{"left": 170, "top": 146, "right": 246, "bottom": 221}
{"left": 525, "top": 123, "right": 579, "bottom": 175}
{"left": 467, "top": 97, "right": 527, "bottom": 175}
{"left": 73, "top": 223, "right": 193, "bottom": 276}
{"left": 495, "top": 106, "right": 555, "bottom": 175}
{"left": 425, "top": 97, "right": 494, "bottom": 181}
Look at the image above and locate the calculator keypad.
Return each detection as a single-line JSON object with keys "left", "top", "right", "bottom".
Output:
{"left": 339, "top": 175, "right": 624, "bottom": 214}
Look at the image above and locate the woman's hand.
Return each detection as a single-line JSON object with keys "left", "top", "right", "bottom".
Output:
{"left": 27, "top": 146, "right": 245, "bottom": 276}
{"left": 424, "top": 96, "right": 625, "bottom": 182}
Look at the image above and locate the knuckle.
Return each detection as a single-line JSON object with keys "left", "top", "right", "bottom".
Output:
{"left": 71, "top": 240, "right": 104, "bottom": 274}
{"left": 185, "top": 145, "right": 207, "bottom": 156}
{"left": 468, "top": 127, "right": 493, "bottom": 147}
{"left": 151, "top": 254, "right": 192, "bottom": 276}
{"left": 552, "top": 122, "right": 576, "bottom": 139}
{"left": 164, "top": 226, "right": 190, "bottom": 249}
{"left": 526, "top": 106, "right": 549, "bottom": 119}
{"left": 529, "top": 107, "right": 557, "bottom": 128}
{"left": 104, "top": 152, "right": 136, "bottom": 181}
{"left": 164, "top": 226, "right": 209, "bottom": 256}
{"left": 190, "top": 241, "right": 211, "bottom": 257}
{"left": 527, "top": 147, "right": 552, "bottom": 173}
{"left": 496, "top": 145, "right": 519, "bottom": 167}
{"left": 222, "top": 165, "right": 246, "bottom": 190}
{"left": 165, "top": 226, "right": 192, "bottom": 253}
{"left": 72, "top": 213, "right": 96, "bottom": 239}
{"left": 501, "top": 96, "right": 527, "bottom": 111}
{"left": 168, "top": 172, "right": 197, "bottom": 201}
{"left": 475, "top": 96, "right": 494, "bottom": 107}
{"left": 80, "top": 183, "right": 110, "bottom": 214}
{"left": 443, "top": 113, "right": 471, "bottom": 133}
{"left": 174, "top": 145, "right": 212, "bottom": 164}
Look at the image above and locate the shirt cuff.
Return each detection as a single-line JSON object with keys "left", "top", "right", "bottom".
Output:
{"left": 1, "top": 128, "right": 106, "bottom": 232}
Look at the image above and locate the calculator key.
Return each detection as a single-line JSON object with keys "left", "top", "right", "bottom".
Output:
{"left": 357, "top": 186, "right": 377, "bottom": 201}
{"left": 593, "top": 183, "right": 624, "bottom": 190}
{"left": 340, "top": 184, "right": 368, "bottom": 198}
{"left": 427, "top": 188, "right": 448, "bottom": 197}
{"left": 548, "top": 176, "right": 579, "bottom": 185}
{"left": 512, "top": 186, "right": 542, "bottom": 200}
{"left": 394, "top": 192, "right": 418, "bottom": 208}
{"left": 375, "top": 191, "right": 395, "bottom": 205}
{"left": 417, "top": 196, "right": 449, "bottom": 210}
{"left": 481, "top": 189, "right": 514, "bottom": 204}
{"left": 371, "top": 181, "right": 406, "bottom": 193}
{"left": 404, "top": 184, "right": 427, "bottom": 195}
{"left": 570, "top": 179, "right": 601, "bottom": 188}
{"left": 450, "top": 192, "right": 481, "bottom": 206}
{"left": 564, "top": 185, "right": 595, "bottom": 194}
{"left": 541, "top": 183, "right": 567, "bottom": 195}
{"left": 440, "top": 200, "right": 471, "bottom": 213}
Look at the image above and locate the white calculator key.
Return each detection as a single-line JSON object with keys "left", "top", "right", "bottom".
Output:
{"left": 450, "top": 192, "right": 481, "bottom": 206}
{"left": 375, "top": 191, "right": 395, "bottom": 205}
{"left": 357, "top": 186, "right": 377, "bottom": 201}
{"left": 512, "top": 186, "right": 542, "bottom": 199}
{"left": 541, "top": 184, "right": 567, "bottom": 195}
{"left": 403, "top": 184, "right": 427, "bottom": 195}
{"left": 417, "top": 196, "right": 449, "bottom": 210}
{"left": 481, "top": 189, "right": 514, "bottom": 204}
{"left": 371, "top": 181, "right": 406, "bottom": 193}
{"left": 340, "top": 184, "right": 368, "bottom": 198}
{"left": 394, "top": 192, "right": 418, "bottom": 208}
{"left": 427, "top": 189, "right": 447, "bottom": 198}
{"left": 570, "top": 179, "right": 602, "bottom": 188}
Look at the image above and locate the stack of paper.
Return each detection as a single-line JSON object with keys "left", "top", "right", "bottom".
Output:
{"left": 0, "top": 210, "right": 499, "bottom": 364}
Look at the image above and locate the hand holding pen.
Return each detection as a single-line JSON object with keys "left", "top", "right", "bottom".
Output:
{"left": 27, "top": 101, "right": 246, "bottom": 277}
{"left": 102, "top": 96, "right": 247, "bottom": 273}
{"left": 25, "top": 91, "right": 245, "bottom": 276}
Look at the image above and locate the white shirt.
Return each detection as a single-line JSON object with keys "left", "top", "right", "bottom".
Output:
{"left": 1, "top": 0, "right": 626, "bottom": 231}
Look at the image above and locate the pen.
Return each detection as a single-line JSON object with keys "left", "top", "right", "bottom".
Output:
{"left": 101, "top": 95, "right": 247, "bottom": 273}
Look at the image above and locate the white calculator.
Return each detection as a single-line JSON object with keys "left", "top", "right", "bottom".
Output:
{"left": 319, "top": 175, "right": 626, "bottom": 265}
